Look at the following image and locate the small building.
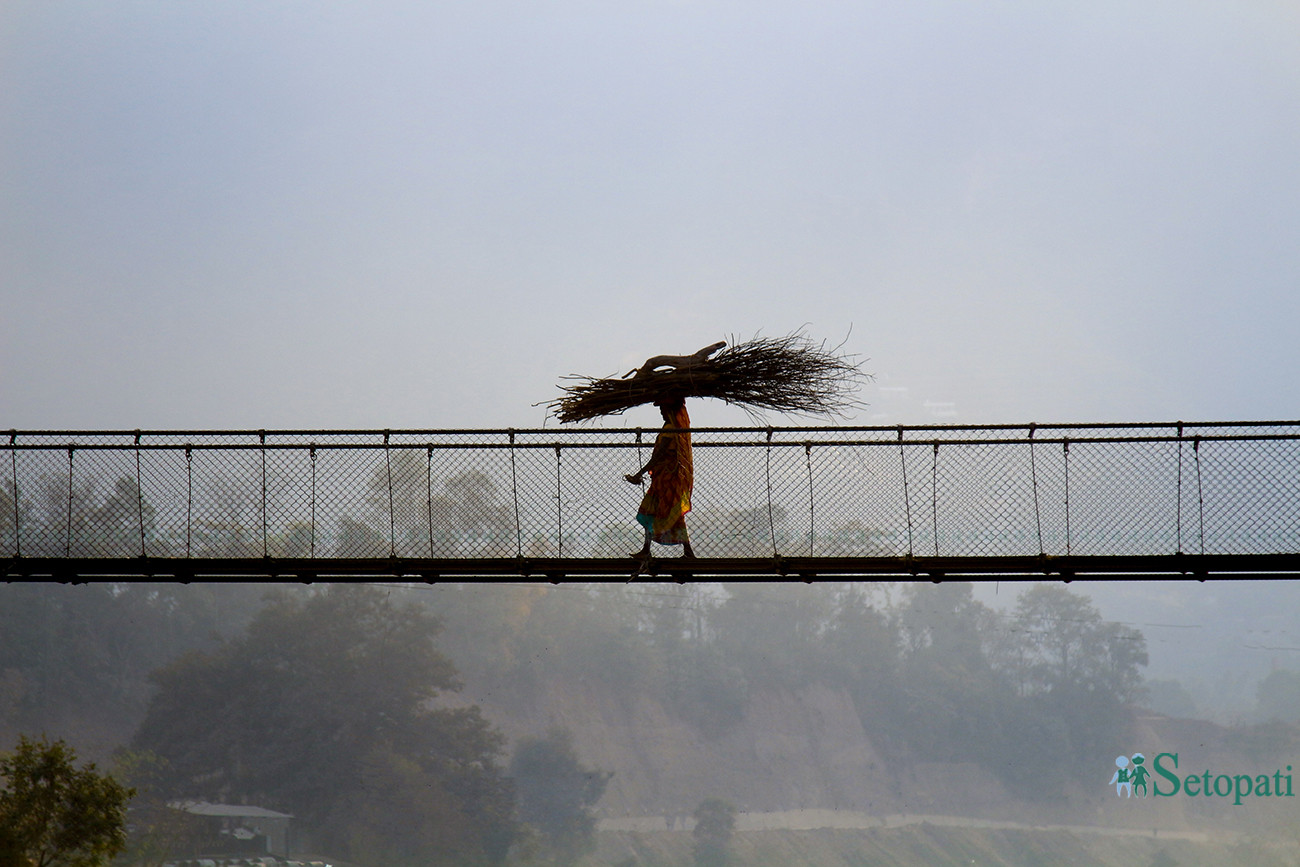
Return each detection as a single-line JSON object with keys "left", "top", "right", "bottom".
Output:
{"left": 169, "top": 801, "right": 294, "bottom": 858}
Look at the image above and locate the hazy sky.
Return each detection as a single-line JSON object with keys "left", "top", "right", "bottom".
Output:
{"left": 3, "top": 2, "right": 1298, "bottom": 430}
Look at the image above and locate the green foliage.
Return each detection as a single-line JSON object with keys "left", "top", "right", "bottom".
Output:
{"left": 644, "top": 587, "right": 748, "bottom": 738}
{"left": 132, "top": 584, "right": 515, "bottom": 867}
{"left": 1, "top": 578, "right": 1158, "bottom": 841}
{"left": 691, "top": 798, "right": 736, "bottom": 867}
{"left": 1144, "top": 678, "right": 1198, "bottom": 719}
{"left": 713, "top": 583, "right": 832, "bottom": 687}
{"left": 1150, "top": 848, "right": 1179, "bottom": 867}
{"left": 894, "top": 583, "right": 1009, "bottom": 764}
{"left": 1255, "top": 669, "right": 1300, "bottom": 723}
{"left": 108, "top": 750, "right": 205, "bottom": 867}
{"left": 1222, "top": 720, "right": 1300, "bottom": 764}
{"left": 1008, "top": 584, "right": 1148, "bottom": 702}
{"left": 0, "top": 584, "right": 271, "bottom": 740}
{"left": 340, "top": 742, "right": 513, "bottom": 867}
{"left": 1004, "top": 585, "right": 1147, "bottom": 768}
{"left": 665, "top": 644, "right": 750, "bottom": 740}
{"left": 510, "top": 728, "right": 610, "bottom": 866}
{"left": 0, "top": 735, "right": 134, "bottom": 867}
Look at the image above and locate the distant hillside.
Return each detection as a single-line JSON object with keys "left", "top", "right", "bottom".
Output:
{"left": 448, "top": 672, "right": 1300, "bottom": 839}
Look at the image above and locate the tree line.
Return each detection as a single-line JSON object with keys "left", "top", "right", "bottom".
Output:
{"left": 0, "top": 581, "right": 1177, "bottom": 867}
{"left": 430, "top": 582, "right": 1150, "bottom": 793}
{"left": 1, "top": 585, "right": 610, "bottom": 867}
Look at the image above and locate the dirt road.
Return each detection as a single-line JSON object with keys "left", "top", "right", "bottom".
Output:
{"left": 598, "top": 808, "right": 1225, "bottom": 843}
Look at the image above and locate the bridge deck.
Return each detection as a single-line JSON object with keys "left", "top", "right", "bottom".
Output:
{"left": 7, "top": 553, "right": 1298, "bottom": 579}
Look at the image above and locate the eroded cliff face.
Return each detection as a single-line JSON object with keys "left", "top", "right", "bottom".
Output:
{"left": 449, "top": 675, "right": 1021, "bottom": 820}
{"left": 443, "top": 674, "right": 1296, "bottom": 835}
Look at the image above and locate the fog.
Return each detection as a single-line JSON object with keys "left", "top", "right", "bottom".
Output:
{"left": 4, "top": 2, "right": 1300, "bottom": 429}
{"left": 2, "top": 580, "right": 1298, "bottom": 866}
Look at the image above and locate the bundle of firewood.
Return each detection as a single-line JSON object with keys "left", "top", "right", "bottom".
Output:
{"left": 546, "top": 333, "right": 865, "bottom": 423}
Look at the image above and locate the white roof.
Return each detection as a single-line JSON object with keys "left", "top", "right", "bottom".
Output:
{"left": 170, "top": 801, "right": 293, "bottom": 819}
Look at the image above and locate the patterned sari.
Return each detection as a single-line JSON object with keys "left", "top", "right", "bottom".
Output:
{"left": 636, "top": 404, "right": 693, "bottom": 545}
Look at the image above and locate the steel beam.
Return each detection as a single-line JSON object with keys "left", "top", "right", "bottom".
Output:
{"left": 6, "top": 554, "right": 1300, "bottom": 580}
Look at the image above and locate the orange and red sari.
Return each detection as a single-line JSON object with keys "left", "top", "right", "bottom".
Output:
{"left": 636, "top": 404, "right": 693, "bottom": 545}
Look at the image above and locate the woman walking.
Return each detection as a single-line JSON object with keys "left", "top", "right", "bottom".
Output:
{"left": 625, "top": 397, "right": 695, "bottom": 561}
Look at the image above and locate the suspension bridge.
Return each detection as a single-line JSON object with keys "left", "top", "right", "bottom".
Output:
{"left": 5, "top": 421, "right": 1300, "bottom": 578}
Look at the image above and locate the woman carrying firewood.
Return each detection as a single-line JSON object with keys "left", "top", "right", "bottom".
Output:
{"left": 624, "top": 396, "right": 695, "bottom": 561}
{"left": 547, "top": 333, "right": 864, "bottom": 569}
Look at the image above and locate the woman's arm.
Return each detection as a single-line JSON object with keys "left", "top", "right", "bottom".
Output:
{"left": 624, "top": 434, "right": 671, "bottom": 484}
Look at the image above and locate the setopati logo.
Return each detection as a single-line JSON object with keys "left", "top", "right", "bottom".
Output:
{"left": 1110, "top": 752, "right": 1294, "bottom": 806}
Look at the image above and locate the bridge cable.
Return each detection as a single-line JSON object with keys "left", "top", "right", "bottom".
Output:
{"left": 1175, "top": 423, "right": 1185, "bottom": 554}
{"left": 1194, "top": 436, "right": 1205, "bottom": 555}
{"left": 1029, "top": 425, "right": 1044, "bottom": 556}
{"left": 554, "top": 445, "right": 564, "bottom": 556}
{"left": 765, "top": 429, "right": 777, "bottom": 557}
{"left": 634, "top": 430, "right": 645, "bottom": 555}
{"left": 309, "top": 445, "right": 318, "bottom": 558}
{"left": 9, "top": 433, "right": 20, "bottom": 558}
{"left": 65, "top": 444, "right": 75, "bottom": 557}
{"left": 427, "top": 445, "right": 436, "bottom": 558}
{"left": 1063, "top": 440, "right": 1072, "bottom": 555}
{"left": 508, "top": 431, "right": 521, "bottom": 558}
{"left": 804, "top": 443, "right": 814, "bottom": 556}
{"left": 259, "top": 431, "right": 268, "bottom": 559}
{"left": 931, "top": 442, "right": 940, "bottom": 557}
{"left": 184, "top": 444, "right": 193, "bottom": 558}
{"left": 384, "top": 431, "right": 396, "bottom": 558}
{"left": 898, "top": 428, "right": 914, "bottom": 558}
{"left": 135, "top": 431, "right": 146, "bottom": 557}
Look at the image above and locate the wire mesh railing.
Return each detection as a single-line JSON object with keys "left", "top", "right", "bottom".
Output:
{"left": 4, "top": 422, "right": 1299, "bottom": 561}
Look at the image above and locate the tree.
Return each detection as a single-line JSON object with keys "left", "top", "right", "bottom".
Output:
{"left": 691, "top": 798, "right": 737, "bottom": 867}
{"left": 1144, "top": 678, "right": 1198, "bottom": 719}
{"left": 1002, "top": 584, "right": 1148, "bottom": 773}
{"left": 713, "top": 583, "right": 831, "bottom": 688}
{"left": 132, "top": 584, "right": 515, "bottom": 866}
{"left": 894, "top": 583, "right": 1007, "bottom": 764}
{"left": 1009, "top": 584, "right": 1147, "bottom": 702}
{"left": 509, "top": 728, "right": 610, "bottom": 866}
{"left": 0, "top": 479, "right": 20, "bottom": 557}
{"left": 1149, "top": 848, "right": 1179, "bottom": 867}
{"left": 0, "top": 584, "right": 271, "bottom": 743}
{"left": 0, "top": 735, "right": 134, "bottom": 867}
{"left": 821, "top": 584, "right": 905, "bottom": 752}
{"left": 87, "top": 476, "right": 156, "bottom": 557}
{"left": 353, "top": 453, "right": 514, "bottom": 557}
{"left": 1255, "top": 669, "right": 1300, "bottom": 723}
{"left": 108, "top": 750, "right": 206, "bottom": 867}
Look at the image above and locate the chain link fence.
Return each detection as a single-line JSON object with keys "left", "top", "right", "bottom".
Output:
{"left": 4, "top": 422, "right": 1299, "bottom": 561}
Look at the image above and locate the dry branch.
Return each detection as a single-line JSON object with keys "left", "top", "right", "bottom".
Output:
{"left": 545, "top": 333, "right": 866, "bottom": 423}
